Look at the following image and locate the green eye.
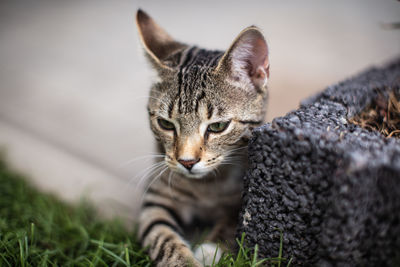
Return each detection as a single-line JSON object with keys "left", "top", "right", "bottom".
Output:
{"left": 207, "top": 121, "right": 230, "bottom": 133}
{"left": 158, "top": 118, "right": 175, "bottom": 130}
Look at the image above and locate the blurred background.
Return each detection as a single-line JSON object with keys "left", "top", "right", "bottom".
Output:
{"left": 0, "top": 0, "right": 399, "bottom": 220}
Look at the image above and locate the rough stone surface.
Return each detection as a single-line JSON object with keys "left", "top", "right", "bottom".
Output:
{"left": 238, "top": 59, "right": 400, "bottom": 266}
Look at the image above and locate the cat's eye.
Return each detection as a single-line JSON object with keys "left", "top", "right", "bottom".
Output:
{"left": 207, "top": 121, "right": 230, "bottom": 133}
{"left": 158, "top": 118, "right": 175, "bottom": 130}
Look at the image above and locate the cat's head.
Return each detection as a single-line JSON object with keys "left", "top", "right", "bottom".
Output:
{"left": 136, "top": 9, "right": 269, "bottom": 179}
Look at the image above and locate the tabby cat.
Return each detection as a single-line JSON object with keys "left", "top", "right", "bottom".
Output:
{"left": 136, "top": 9, "right": 269, "bottom": 267}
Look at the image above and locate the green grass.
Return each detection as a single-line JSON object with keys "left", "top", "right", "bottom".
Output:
{"left": 213, "top": 233, "right": 292, "bottom": 267}
{"left": 0, "top": 158, "right": 150, "bottom": 266}
{"left": 0, "top": 157, "right": 291, "bottom": 266}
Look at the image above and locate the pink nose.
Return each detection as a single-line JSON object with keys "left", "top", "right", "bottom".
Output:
{"left": 178, "top": 158, "right": 200, "bottom": 170}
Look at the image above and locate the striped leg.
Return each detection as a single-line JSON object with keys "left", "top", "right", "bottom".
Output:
{"left": 139, "top": 203, "right": 201, "bottom": 267}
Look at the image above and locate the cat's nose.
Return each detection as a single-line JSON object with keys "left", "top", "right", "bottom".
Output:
{"left": 178, "top": 158, "right": 200, "bottom": 170}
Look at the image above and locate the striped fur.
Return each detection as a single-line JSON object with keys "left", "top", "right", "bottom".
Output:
{"left": 136, "top": 9, "right": 269, "bottom": 266}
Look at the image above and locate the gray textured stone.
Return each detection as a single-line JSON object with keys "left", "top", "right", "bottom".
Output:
{"left": 238, "top": 59, "right": 400, "bottom": 266}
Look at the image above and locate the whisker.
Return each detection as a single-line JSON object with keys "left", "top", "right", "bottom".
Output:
{"left": 224, "top": 153, "right": 245, "bottom": 160}
{"left": 222, "top": 157, "right": 243, "bottom": 163}
{"left": 224, "top": 154, "right": 244, "bottom": 160}
{"left": 133, "top": 161, "right": 165, "bottom": 188}
{"left": 140, "top": 165, "right": 169, "bottom": 205}
{"left": 225, "top": 146, "right": 248, "bottom": 154}
{"left": 140, "top": 165, "right": 165, "bottom": 194}
{"left": 125, "top": 161, "right": 165, "bottom": 197}
{"left": 119, "top": 154, "right": 165, "bottom": 167}
{"left": 221, "top": 158, "right": 243, "bottom": 163}
{"left": 136, "top": 161, "right": 164, "bottom": 180}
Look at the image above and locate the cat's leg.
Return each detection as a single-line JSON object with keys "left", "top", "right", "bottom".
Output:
{"left": 139, "top": 199, "right": 201, "bottom": 266}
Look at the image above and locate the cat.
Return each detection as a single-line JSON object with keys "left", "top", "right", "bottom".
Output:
{"left": 136, "top": 9, "right": 269, "bottom": 267}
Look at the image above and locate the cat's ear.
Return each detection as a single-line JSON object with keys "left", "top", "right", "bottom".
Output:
{"left": 136, "top": 9, "right": 187, "bottom": 71}
{"left": 216, "top": 26, "right": 269, "bottom": 92}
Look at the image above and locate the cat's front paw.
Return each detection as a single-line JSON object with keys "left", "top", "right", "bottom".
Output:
{"left": 193, "top": 242, "right": 222, "bottom": 266}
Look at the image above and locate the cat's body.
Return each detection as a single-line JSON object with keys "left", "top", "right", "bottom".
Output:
{"left": 136, "top": 10, "right": 269, "bottom": 266}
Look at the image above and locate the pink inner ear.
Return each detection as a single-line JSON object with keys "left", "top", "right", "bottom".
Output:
{"left": 219, "top": 27, "right": 269, "bottom": 89}
{"left": 249, "top": 38, "right": 269, "bottom": 79}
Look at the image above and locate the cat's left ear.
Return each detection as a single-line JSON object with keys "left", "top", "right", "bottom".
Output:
{"left": 216, "top": 26, "right": 269, "bottom": 92}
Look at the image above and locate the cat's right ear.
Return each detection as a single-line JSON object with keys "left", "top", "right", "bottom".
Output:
{"left": 136, "top": 9, "right": 187, "bottom": 72}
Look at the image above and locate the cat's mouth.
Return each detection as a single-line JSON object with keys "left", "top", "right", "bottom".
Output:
{"left": 164, "top": 154, "right": 224, "bottom": 179}
{"left": 167, "top": 160, "right": 215, "bottom": 179}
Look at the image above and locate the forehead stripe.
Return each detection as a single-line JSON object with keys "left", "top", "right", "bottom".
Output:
{"left": 195, "top": 90, "right": 206, "bottom": 113}
{"left": 175, "top": 47, "right": 198, "bottom": 114}
{"left": 168, "top": 100, "right": 174, "bottom": 118}
{"left": 207, "top": 103, "right": 214, "bottom": 119}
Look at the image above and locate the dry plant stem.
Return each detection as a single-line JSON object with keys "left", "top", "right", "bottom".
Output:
{"left": 349, "top": 90, "right": 400, "bottom": 138}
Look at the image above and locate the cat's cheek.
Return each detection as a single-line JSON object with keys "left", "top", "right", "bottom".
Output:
{"left": 162, "top": 144, "right": 174, "bottom": 156}
{"left": 155, "top": 131, "right": 174, "bottom": 144}
{"left": 155, "top": 136, "right": 174, "bottom": 156}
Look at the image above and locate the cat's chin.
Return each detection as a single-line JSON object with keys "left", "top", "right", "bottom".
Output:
{"left": 183, "top": 172, "right": 208, "bottom": 179}
{"left": 175, "top": 169, "right": 209, "bottom": 179}
{"left": 170, "top": 166, "right": 211, "bottom": 179}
